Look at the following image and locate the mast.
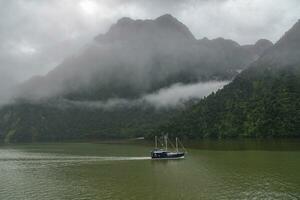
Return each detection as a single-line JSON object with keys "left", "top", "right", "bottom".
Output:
{"left": 176, "top": 137, "right": 178, "bottom": 152}
{"left": 155, "top": 136, "right": 157, "bottom": 149}
{"left": 165, "top": 135, "right": 168, "bottom": 151}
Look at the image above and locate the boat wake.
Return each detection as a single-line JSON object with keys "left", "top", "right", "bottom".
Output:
{"left": 0, "top": 149, "right": 151, "bottom": 165}
{"left": 0, "top": 156, "right": 152, "bottom": 162}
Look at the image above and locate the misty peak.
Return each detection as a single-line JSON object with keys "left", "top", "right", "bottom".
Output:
{"left": 212, "top": 37, "right": 240, "bottom": 47}
{"left": 255, "top": 39, "right": 273, "bottom": 47}
{"left": 155, "top": 14, "right": 178, "bottom": 24}
{"left": 95, "top": 14, "right": 195, "bottom": 42}
{"left": 254, "top": 19, "right": 300, "bottom": 66}
{"left": 252, "top": 39, "right": 273, "bottom": 55}
{"left": 198, "top": 37, "right": 240, "bottom": 49}
{"left": 276, "top": 19, "right": 300, "bottom": 47}
{"left": 155, "top": 14, "right": 195, "bottom": 40}
{"left": 115, "top": 17, "right": 135, "bottom": 25}
{"left": 155, "top": 13, "right": 174, "bottom": 19}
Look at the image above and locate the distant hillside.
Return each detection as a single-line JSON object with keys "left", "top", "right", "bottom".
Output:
{"left": 0, "top": 102, "right": 176, "bottom": 142}
{"left": 155, "top": 20, "right": 300, "bottom": 139}
{"left": 0, "top": 14, "right": 273, "bottom": 142}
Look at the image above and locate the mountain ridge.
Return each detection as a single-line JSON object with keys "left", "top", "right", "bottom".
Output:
{"left": 95, "top": 14, "right": 195, "bottom": 43}
{"left": 14, "top": 14, "right": 271, "bottom": 102}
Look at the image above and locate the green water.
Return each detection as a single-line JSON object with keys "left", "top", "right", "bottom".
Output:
{"left": 0, "top": 140, "right": 300, "bottom": 200}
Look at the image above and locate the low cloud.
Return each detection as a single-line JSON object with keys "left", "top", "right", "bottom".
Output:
{"left": 55, "top": 81, "right": 229, "bottom": 109}
{"left": 55, "top": 98, "right": 133, "bottom": 110}
{"left": 143, "top": 81, "right": 229, "bottom": 108}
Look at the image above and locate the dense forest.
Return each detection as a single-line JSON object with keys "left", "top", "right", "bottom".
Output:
{"left": 154, "top": 65, "right": 300, "bottom": 139}
{"left": 0, "top": 102, "right": 176, "bottom": 142}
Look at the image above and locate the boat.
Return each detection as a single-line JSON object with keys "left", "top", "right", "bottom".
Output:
{"left": 151, "top": 135, "right": 186, "bottom": 160}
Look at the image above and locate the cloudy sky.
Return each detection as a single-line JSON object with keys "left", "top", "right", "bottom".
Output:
{"left": 0, "top": 0, "right": 299, "bottom": 84}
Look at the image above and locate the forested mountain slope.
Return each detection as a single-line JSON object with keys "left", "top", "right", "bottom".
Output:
{"left": 155, "top": 20, "right": 300, "bottom": 138}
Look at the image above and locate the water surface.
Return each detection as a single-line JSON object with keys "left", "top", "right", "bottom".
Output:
{"left": 0, "top": 140, "right": 299, "bottom": 200}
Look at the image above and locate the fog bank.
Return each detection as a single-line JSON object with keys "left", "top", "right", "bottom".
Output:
{"left": 143, "top": 81, "right": 229, "bottom": 108}
{"left": 56, "top": 81, "right": 229, "bottom": 109}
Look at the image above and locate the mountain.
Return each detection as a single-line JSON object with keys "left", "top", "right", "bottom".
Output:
{"left": 0, "top": 14, "right": 273, "bottom": 142}
{"left": 95, "top": 14, "right": 195, "bottom": 42}
{"left": 16, "top": 14, "right": 271, "bottom": 101}
{"left": 155, "top": 20, "right": 300, "bottom": 139}
{"left": 242, "top": 39, "right": 273, "bottom": 60}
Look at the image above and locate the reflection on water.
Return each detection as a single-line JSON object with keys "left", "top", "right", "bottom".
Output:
{"left": 0, "top": 141, "right": 299, "bottom": 200}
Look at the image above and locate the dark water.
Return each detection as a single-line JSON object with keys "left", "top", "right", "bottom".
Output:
{"left": 0, "top": 140, "right": 299, "bottom": 200}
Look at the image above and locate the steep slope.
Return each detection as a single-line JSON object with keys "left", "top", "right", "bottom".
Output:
{"left": 0, "top": 14, "right": 273, "bottom": 142}
{"left": 156, "top": 20, "right": 300, "bottom": 139}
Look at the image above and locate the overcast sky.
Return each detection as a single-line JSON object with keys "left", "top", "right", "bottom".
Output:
{"left": 0, "top": 0, "right": 299, "bottom": 83}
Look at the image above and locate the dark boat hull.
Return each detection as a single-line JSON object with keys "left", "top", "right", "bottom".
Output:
{"left": 151, "top": 151, "right": 185, "bottom": 159}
